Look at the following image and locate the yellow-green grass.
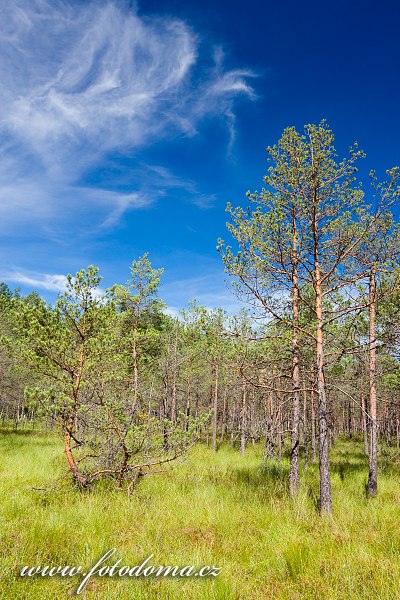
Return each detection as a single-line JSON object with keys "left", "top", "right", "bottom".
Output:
{"left": 1, "top": 429, "right": 400, "bottom": 599}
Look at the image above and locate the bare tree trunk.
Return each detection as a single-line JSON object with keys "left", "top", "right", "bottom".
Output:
{"left": 289, "top": 250, "right": 301, "bottom": 498}
{"left": 171, "top": 374, "right": 177, "bottom": 426}
{"left": 220, "top": 389, "right": 228, "bottom": 442}
{"left": 230, "top": 430, "right": 235, "bottom": 448}
{"left": 277, "top": 397, "right": 283, "bottom": 463}
{"left": 315, "top": 262, "right": 332, "bottom": 514}
{"left": 367, "top": 266, "right": 378, "bottom": 497}
{"left": 162, "top": 379, "right": 169, "bottom": 449}
{"left": 311, "top": 366, "right": 317, "bottom": 463}
{"left": 170, "top": 333, "right": 178, "bottom": 426}
{"left": 347, "top": 397, "right": 353, "bottom": 438}
{"left": 264, "top": 392, "right": 276, "bottom": 462}
{"left": 240, "top": 381, "right": 247, "bottom": 456}
{"left": 230, "top": 400, "right": 236, "bottom": 447}
{"left": 132, "top": 327, "right": 139, "bottom": 413}
{"left": 145, "top": 377, "right": 154, "bottom": 453}
{"left": 250, "top": 390, "right": 256, "bottom": 446}
{"left": 303, "top": 370, "right": 309, "bottom": 471}
{"left": 362, "top": 395, "right": 369, "bottom": 456}
{"left": 212, "top": 363, "right": 219, "bottom": 453}
{"left": 185, "top": 374, "right": 191, "bottom": 432}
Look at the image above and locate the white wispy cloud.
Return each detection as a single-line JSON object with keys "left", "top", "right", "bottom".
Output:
{"left": 0, "top": 0, "right": 256, "bottom": 232}
{"left": 1, "top": 1, "right": 197, "bottom": 157}
{"left": 4, "top": 272, "right": 69, "bottom": 293}
{"left": 4, "top": 270, "right": 106, "bottom": 298}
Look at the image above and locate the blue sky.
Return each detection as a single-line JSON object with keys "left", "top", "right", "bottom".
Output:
{"left": 1, "top": 0, "right": 399, "bottom": 314}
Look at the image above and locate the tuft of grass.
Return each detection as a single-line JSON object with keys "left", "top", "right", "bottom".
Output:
{"left": 0, "top": 431, "right": 400, "bottom": 598}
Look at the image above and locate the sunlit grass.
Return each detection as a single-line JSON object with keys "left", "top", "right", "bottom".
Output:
{"left": 1, "top": 429, "right": 400, "bottom": 599}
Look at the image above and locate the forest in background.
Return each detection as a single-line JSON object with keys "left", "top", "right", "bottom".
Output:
{"left": 1, "top": 122, "right": 400, "bottom": 517}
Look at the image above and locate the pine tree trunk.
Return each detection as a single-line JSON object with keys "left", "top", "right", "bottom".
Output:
{"left": 289, "top": 295, "right": 300, "bottom": 496}
{"left": 162, "top": 380, "right": 169, "bottom": 449}
{"left": 212, "top": 363, "right": 219, "bottom": 453}
{"left": 362, "top": 395, "right": 369, "bottom": 456}
{"left": 65, "top": 417, "right": 86, "bottom": 487}
{"left": 277, "top": 397, "right": 283, "bottom": 463}
{"left": 171, "top": 375, "right": 177, "bottom": 426}
{"left": 315, "top": 265, "right": 332, "bottom": 514}
{"left": 171, "top": 333, "right": 178, "bottom": 425}
{"left": 185, "top": 374, "right": 191, "bottom": 432}
{"left": 264, "top": 392, "right": 275, "bottom": 462}
{"left": 240, "top": 381, "right": 247, "bottom": 456}
{"left": 289, "top": 221, "right": 300, "bottom": 497}
{"left": 132, "top": 322, "right": 139, "bottom": 414}
{"left": 230, "top": 400, "right": 236, "bottom": 447}
{"left": 311, "top": 366, "right": 317, "bottom": 463}
{"left": 303, "top": 370, "right": 309, "bottom": 470}
{"left": 220, "top": 390, "right": 228, "bottom": 442}
{"left": 367, "top": 266, "right": 378, "bottom": 497}
{"left": 347, "top": 398, "right": 353, "bottom": 438}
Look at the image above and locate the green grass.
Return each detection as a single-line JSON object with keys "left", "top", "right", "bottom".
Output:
{"left": 1, "top": 430, "right": 400, "bottom": 599}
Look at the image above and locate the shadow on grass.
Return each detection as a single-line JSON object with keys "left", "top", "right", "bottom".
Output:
{"left": 0, "top": 428, "right": 58, "bottom": 452}
{"left": 330, "top": 459, "right": 367, "bottom": 480}
{"left": 334, "top": 447, "right": 366, "bottom": 459}
{"left": 0, "top": 427, "right": 46, "bottom": 436}
{"left": 324, "top": 442, "right": 368, "bottom": 481}
{"left": 228, "top": 461, "right": 290, "bottom": 499}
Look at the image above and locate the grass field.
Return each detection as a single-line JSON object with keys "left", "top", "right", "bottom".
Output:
{"left": 1, "top": 429, "right": 400, "bottom": 599}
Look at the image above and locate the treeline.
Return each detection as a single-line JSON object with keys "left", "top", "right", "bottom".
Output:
{"left": 0, "top": 122, "right": 399, "bottom": 514}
